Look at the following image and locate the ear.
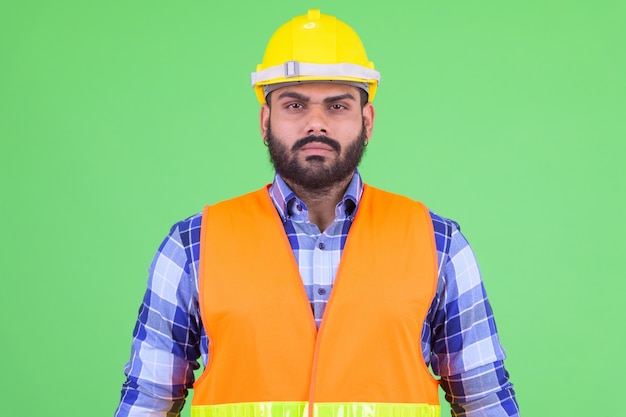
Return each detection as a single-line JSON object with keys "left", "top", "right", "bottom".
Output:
{"left": 362, "top": 102, "right": 375, "bottom": 139}
{"left": 260, "top": 104, "right": 270, "bottom": 141}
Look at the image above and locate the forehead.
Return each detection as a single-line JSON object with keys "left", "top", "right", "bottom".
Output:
{"left": 271, "top": 82, "right": 360, "bottom": 101}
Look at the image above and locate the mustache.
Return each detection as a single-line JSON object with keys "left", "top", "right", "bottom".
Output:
{"left": 291, "top": 135, "right": 341, "bottom": 152}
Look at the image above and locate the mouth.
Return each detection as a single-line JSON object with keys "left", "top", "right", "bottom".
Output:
{"left": 299, "top": 142, "right": 335, "bottom": 156}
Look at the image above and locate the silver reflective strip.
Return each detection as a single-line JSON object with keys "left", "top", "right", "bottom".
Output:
{"left": 251, "top": 61, "right": 380, "bottom": 86}
{"left": 192, "top": 402, "right": 440, "bottom": 417}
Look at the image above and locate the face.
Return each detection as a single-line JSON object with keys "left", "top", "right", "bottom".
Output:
{"left": 260, "top": 83, "right": 375, "bottom": 191}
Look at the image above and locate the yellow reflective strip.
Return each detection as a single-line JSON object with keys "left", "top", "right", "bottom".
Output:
{"left": 315, "top": 403, "right": 439, "bottom": 417}
{"left": 192, "top": 402, "right": 439, "bottom": 417}
{"left": 192, "top": 401, "right": 308, "bottom": 417}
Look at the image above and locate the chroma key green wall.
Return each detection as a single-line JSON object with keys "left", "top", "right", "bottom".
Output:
{"left": 1, "top": 1, "right": 624, "bottom": 416}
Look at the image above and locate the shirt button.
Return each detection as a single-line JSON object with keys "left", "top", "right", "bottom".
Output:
{"left": 318, "top": 288, "right": 327, "bottom": 295}
{"left": 318, "top": 242, "right": 325, "bottom": 250}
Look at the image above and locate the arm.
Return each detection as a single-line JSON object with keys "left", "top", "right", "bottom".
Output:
{"left": 115, "top": 215, "right": 204, "bottom": 417}
{"left": 429, "top": 220, "right": 520, "bottom": 416}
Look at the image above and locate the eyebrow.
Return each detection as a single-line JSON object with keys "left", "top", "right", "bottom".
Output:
{"left": 323, "top": 93, "right": 357, "bottom": 104}
{"left": 276, "top": 91, "right": 357, "bottom": 104}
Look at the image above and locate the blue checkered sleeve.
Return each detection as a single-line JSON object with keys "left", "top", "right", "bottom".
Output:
{"left": 427, "top": 213, "right": 519, "bottom": 416}
{"left": 115, "top": 214, "right": 205, "bottom": 417}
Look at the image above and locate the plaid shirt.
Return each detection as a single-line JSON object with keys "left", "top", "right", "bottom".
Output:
{"left": 115, "top": 171, "right": 520, "bottom": 417}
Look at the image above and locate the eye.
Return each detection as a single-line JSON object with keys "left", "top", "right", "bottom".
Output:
{"left": 285, "top": 102, "right": 304, "bottom": 110}
{"left": 329, "top": 103, "right": 348, "bottom": 111}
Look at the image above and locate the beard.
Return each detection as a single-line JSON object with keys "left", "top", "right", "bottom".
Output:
{"left": 266, "top": 123, "right": 367, "bottom": 191}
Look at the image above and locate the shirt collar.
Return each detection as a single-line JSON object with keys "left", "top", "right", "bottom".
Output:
{"left": 269, "top": 170, "right": 364, "bottom": 222}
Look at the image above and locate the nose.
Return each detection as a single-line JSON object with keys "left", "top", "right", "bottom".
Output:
{"left": 305, "top": 105, "right": 328, "bottom": 136}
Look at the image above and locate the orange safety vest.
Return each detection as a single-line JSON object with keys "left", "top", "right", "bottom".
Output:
{"left": 193, "top": 185, "right": 440, "bottom": 417}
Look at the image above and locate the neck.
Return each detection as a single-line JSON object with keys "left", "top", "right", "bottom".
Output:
{"left": 285, "top": 174, "right": 353, "bottom": 232}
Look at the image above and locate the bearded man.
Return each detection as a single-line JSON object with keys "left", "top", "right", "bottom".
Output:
{"left": 115, "top": 9, "right": 520, "bottom": 417}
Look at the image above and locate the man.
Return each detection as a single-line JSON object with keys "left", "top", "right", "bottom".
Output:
{"left": 115, "top": 9, "right": 520, "bottom": 417}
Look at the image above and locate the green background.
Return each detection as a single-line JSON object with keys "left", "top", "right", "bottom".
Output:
{"left": 1, "top": 1, "right": 624, "bottom": 416}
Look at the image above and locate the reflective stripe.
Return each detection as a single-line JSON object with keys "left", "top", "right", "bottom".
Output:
{"left": 192, "top": 402, "right": 440, "bottom": 417}
{"left": 251, "top": 62, "right": 380, "bottom": 86}
{"left": 192, "top": 402, "right": 307, "bottom": 417}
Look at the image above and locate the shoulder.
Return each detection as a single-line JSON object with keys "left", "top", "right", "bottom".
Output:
{"left": 363, "top": 185, "right": 461, "bottom": 239}
{"left": 361, "top": 185, "right": 430, "bottom": 218}
{"left": 428, "top": 210, "right": 461, "bottom": 255}
{"left": 147, "top": 212, "right": 204, "bottom": 280}
{"left": 362, "top": 185, "right": 465, "bottom": 260}
{"left": 166, "top": 212, "right": 203, "bottom": 248}
{"left": 166, "top": 187, "right": 269, "bottom": 248}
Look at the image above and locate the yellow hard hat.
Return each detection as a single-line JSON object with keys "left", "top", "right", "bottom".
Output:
{"left": 251, "top": 9, "right": 380, "bottom": 104}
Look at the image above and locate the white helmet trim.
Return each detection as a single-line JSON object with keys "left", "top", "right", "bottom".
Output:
{"left": 251, "top": 61, "right": 380, "bottom": 86}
